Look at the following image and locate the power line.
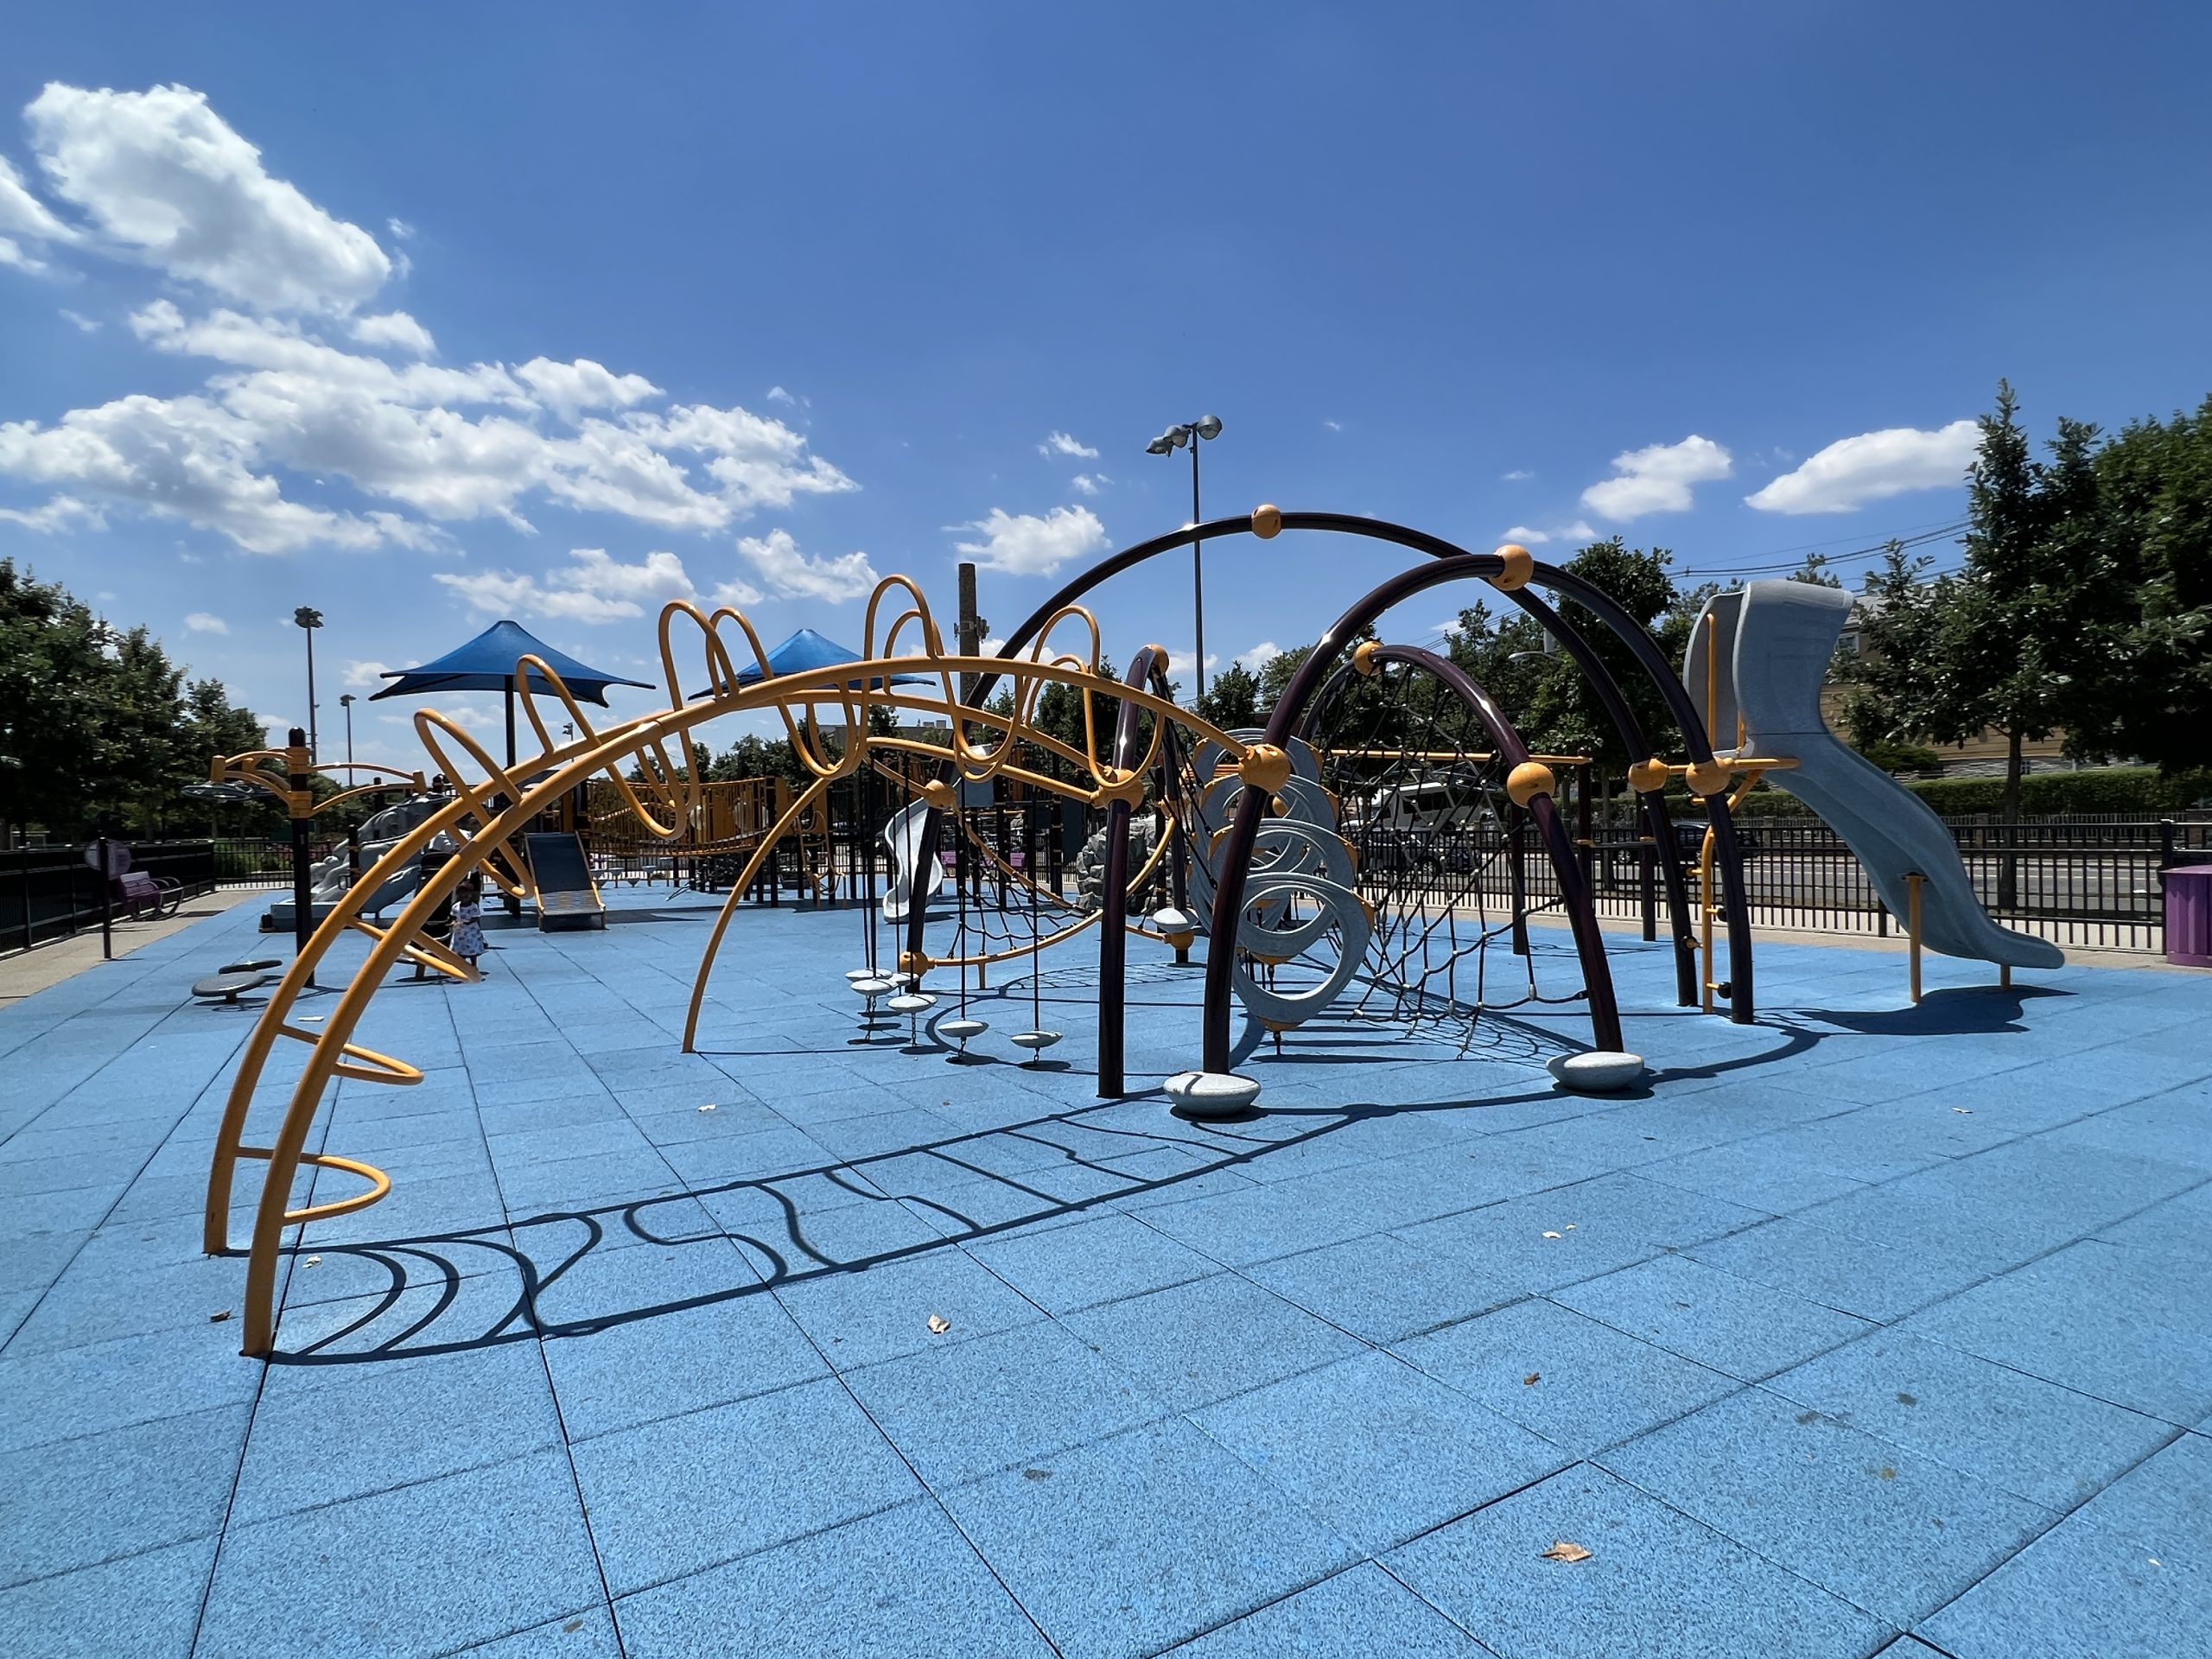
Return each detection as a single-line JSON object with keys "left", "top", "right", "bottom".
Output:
{"left": 1675, "top": 519, "right": 1969, "bottom": 580}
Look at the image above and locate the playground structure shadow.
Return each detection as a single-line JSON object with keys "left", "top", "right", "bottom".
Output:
{"left": 267, "top": 1084, "right": 1560, "bottom": 1367}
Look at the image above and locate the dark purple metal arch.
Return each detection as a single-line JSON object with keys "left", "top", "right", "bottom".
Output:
{"left": 908, "top": 511, "right": 1758, "bottom": 1067}
{"left": 1306, "top": 642, "right": 1626, "bottom": 1052}
{"left": 1495, "top": 587, "right": 1702, "bottom": 1007}
{"left": 1095, "top": 645, "right": 1169, "bottom": 1096}
{"left": 1199, "top": 552, "right": 1750, "bottom": 1073}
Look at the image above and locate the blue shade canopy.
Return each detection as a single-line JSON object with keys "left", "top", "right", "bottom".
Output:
{"left": 689, "top": 627, "right": 930, "bottom": 699}
{"left": 369, "top": 620, "right": 653, "bottom": 707}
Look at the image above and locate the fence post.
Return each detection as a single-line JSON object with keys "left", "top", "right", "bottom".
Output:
{"left": 1639, "top": 838, "right": 1656, "bottom": 943}
{"left": 97, "top": 835, "right": 114, "bottom": 960}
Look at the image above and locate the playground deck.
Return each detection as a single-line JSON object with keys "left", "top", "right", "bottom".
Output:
{"left": 2, "top": 887, "right": 2206, "bottom": 1658}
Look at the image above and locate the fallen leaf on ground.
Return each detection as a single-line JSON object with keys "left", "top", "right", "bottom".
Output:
{"left": 563, "top": 1617, "right": 585, "bottom": 1632}
{"left": 303, "top": 1255, "right": 321, "bottom": 1267}
{"left": 209, "top": 1310, "right": 232, "bottom": 1323}
{"left": 698, "top": 1103, "right": 716, "bottom": 1113}
{"left": 1953, "top": 1107, "right": 1973, "bottom": 1115}
{"left": 1523, "top": 1372, "right": 1541, "bottom": 1386}
{"left": 926, "top": 1313, "right": 951, "bottom": 1334}
{"left": 1564, "top": 1224, "right": 1577, "bottom": 1230}
{"left": 1542, "top": 1230, "right": 1562, "bottom": 1240}
{"left": 1878, "top": 1466, "right": 1897, "bottom": 1480}
{"left": 1541, "top": 1540, "right": 1592, "bottom": 1563}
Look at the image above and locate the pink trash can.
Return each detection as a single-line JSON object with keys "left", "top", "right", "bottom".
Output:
{"left": 2167, "top": 864, "right": 2212, "bottom": 968}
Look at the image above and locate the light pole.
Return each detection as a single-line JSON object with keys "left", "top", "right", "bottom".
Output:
{"left": 293, "top": 607, "right": 324, "bottom": 762}
{"left": 339, "top": 693, "right": 355, "bottom": 768}
{"left": 1146, "top": 415, "right": 1223, "bottom": 702}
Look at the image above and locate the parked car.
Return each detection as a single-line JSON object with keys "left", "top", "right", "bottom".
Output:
{"left": 1606, "top": 817, "right": 1762, "bottom": 866}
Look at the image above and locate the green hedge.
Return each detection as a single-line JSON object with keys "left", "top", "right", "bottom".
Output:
{"left": 1716, "top": 766, "right": 2212, "bottom": 819}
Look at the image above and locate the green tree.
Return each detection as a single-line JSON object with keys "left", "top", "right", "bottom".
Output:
{"left": 2082, "top": 396, "right": 2212, "bottom": 771}
{"left": 1789, "top": 550, "right": 1844, "bottom": 588}
{"left": 0, "top": 559, "right": 274, "bottom": 842}
{"left": 0, "top": 559, "right": 110, "bottom": 839}
{"left": 1195, "top": 659, "right": 1261, "bottom": 730}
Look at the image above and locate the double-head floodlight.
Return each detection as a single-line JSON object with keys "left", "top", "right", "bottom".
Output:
{"left": 294, "top": 607, "right": 323, "bottom": 631}
{"left": 1146, "top": 414, "right": 1223, "bottom": 456}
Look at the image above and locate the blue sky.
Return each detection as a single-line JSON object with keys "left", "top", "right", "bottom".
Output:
{"left": 3, "top": 4, "right": 2209, "bottom": 766}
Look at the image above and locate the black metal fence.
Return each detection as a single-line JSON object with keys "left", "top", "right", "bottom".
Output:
{"left": 212, "top": 837, "right": 316, "bottom": 887}
{"left": 1357, "top": 814, "right": 2211, "bottom": 953}
{"left": 2, "top": 841, "right": 220, "bottom": 957}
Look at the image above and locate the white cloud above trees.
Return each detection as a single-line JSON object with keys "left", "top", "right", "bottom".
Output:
{"left": 950, "top": 505, "right": 1109, "bottom": 575}
{"left": 0, "top": 84, "right": 856, "bottom": 557}
{"left": 1580, "top": 435, "right": 1732, "bottom": 520}
{"left": 735, "top": 528, "right": 879, "bottom": 602}
{"left": 1744, "top": 420, "right": 1979, "bottom": 513}
{"left": 434, "top": 546, "right": 763, "bottom": 625}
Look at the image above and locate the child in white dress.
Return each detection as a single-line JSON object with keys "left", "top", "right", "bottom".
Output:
{"left": 450, "top": 875, "right": 487, "bottom": 978}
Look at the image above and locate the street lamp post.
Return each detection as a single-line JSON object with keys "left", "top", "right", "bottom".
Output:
{"left": 293, "top": 607, "right": 324, "bottom": 763}
{"left": 1145, "top": 415, "right": 1224, "bottom": 702}
{"left": 339, "top": 693, "right": 355, "bottom": 768}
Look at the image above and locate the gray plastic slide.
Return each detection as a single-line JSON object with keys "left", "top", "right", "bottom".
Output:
{"left": 1686, "top": 579, "right": 2063, "bottom": 969}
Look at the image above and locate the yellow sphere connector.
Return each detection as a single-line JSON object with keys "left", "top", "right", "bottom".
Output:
{"left": 1627, "top": 757, "right": 1671, "bottom": 794}
{"left": 1685, "top": 760, "right": 1733, "bottom": 798}
{"left": 1351, "top": 640, "right": 1381, "bottom": 677}
{"left": 1492, "top": 543, "right": 1535, "bottom": 593}
{"left": 1505, "top": 760, "right": 1555, "bottom": 806}
{"left": 1251, "top": 504, "right": 1283, "bottom": 539}
{"left": 899, "top": 950, "right": 931, "bottom": 977}
{"left": 920, "top": 778, "right": 956, "bottom": 810}
{"left": 1239, "top": 743, "right": 1294, "bottom": 792}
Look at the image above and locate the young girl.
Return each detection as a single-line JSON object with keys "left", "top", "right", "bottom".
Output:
{"left": 450, "top": 875, "right": 487, "bottom": 979}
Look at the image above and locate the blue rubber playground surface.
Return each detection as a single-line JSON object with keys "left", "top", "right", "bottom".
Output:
{"left": 3, "top": 887, "right": 2208, "bottom": 1657}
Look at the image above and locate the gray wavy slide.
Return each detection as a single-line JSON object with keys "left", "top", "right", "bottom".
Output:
{"left": 1684, "top": 579, "right": 2063, "bottom": 969}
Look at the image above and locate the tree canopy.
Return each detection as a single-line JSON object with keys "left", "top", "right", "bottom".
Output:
{"left": 1, "top": 558, "right": 270, "bottom": 842}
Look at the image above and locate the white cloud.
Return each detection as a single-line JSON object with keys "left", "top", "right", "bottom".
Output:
{"left": 435, "top": 544, "right": 763, "bottom": 625}
{"left": 349, "top": 309, "right": 435, "bottom": 357}
{"left": 183, "top": 610, "right": 227, "bottom": 633}
{"left": 1502, "top": 468, "right": 1534, "bottom": 481}
{"left": 950, "top": 505, "right": 1109, "bottom": 576}
{"left": 1039, "top": 431, "right": 1098, "bottom": 460}
{"left": 3, "top": 298, "right": 849, "bottom": 550}
{"left": 0, "top": 493, "right": 103, "bottom": 531}
{"left": 25, "top": 83, "right": 391, "bottom": 313}
{"left": 514, "top": 356, "right": 658, "bottom": 421}
{"left": 1235, "top": 641, "right": 1282, "bottom": 673}
{"left": 1323, "top": 420, "right": 1343, "bottom": 433}
{"left": 343, "top": 658, "right": 391, "bottom": 688}
{"left": 60, "top": 308, "right": 99, "bottom": 332}
{"left": 0, "top": 85, "right": 857, "bottom": 556}
{"left": 1501, "top": 519, "right": 1598, "bottom": 548}
{"left": 766, "top": 385, "right": 794, "bottom": 404}
{"left": 1580, "top": 435, "right": 1732, "bottom": 521}
{"left": 0, "top": 153, "right": 75, "bottom": 271}
{"left": 1070, "top": 473, "right": 1107, "bottom": 496}
{"left": 736, "top": 527, "right": 878, "bottom": 603}
{"left": 1166, "top": 649, "right": 1220, "bottom": 679}
{"left": 1744, "top": 420, "right": 1979, "bottom": 514}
